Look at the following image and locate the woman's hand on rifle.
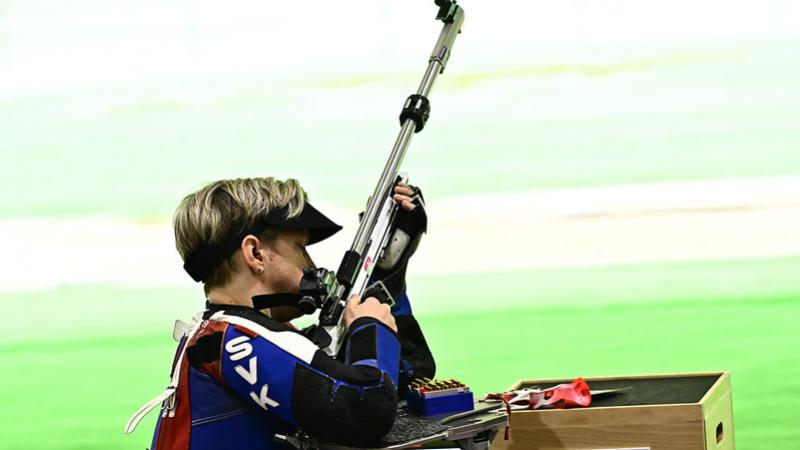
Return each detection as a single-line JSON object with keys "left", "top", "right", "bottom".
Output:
{"left": 344, "top": 294, "right": 398, "bottom": 332}
{"left": 393, "top": 181, "right": 419, "bottom": 211}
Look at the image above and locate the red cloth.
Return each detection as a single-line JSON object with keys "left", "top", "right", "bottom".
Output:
{"left": 529, "top": 378, "right": 591, "bottom": 409}
{"left": 485, "top": 378, "right": 592, "bottom": 440}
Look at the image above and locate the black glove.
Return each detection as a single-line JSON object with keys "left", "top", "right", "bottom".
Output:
{"left": 366, "top": 185, "right": 427, "bottom": 302}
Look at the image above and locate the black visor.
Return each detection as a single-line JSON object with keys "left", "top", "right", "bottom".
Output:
{"left": 183, "top": 202, "right": 341, "bottom": 283}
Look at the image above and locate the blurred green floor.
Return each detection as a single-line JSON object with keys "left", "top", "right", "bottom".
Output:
{"left": 2, "top": 261, "right": 799, "bottom": 449}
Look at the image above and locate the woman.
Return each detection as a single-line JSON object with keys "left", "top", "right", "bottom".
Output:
{"left": 128, "top": 177, "right": 435, "bottom": 450}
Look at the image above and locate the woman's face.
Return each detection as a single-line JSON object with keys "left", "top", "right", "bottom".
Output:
{"left": 258, "top": 230, "right": 313, "bottom": 323}
{"left": 262, "top": 229, "right": 313, "bottom": 294}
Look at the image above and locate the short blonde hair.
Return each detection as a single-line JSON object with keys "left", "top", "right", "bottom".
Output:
{"left": 174, "top": 177, "right": 307, "bottom": 290}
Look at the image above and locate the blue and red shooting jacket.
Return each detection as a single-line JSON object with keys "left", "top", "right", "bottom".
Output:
{"left": 148, "top": 293, "right": 434, "bottom": 450}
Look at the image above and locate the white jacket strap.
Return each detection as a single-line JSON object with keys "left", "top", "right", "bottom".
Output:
{"left": 124, "top": 387, "right": 176, "bottom": 434}
{"left": 124, "top": 316, "right": 203, "bottom": 434}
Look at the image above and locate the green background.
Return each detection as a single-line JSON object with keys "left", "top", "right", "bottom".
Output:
{"left": 2, "top": 0, "right": 800, "bottom": 448}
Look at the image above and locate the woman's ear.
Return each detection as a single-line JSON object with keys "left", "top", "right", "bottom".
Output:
{"left": 241, "top": 235, "right": 265, "bottom": 275}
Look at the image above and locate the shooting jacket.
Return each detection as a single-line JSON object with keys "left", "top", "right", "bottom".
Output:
{"left": 147, "top": 293, "right": 434, "bottom": 450}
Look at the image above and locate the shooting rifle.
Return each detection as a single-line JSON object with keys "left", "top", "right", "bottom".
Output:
{"left": 296, "top": 0, "right": 465, "bottom": 357}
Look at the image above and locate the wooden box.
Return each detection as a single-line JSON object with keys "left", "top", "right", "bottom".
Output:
{"left": 490, "top": 372, "right": 734, "bottom": 450}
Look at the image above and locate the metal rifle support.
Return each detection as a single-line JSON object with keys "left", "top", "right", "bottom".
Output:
{"left": 343, "top": 2, "right": 463, "bottom": 285}
{"left": 306, "top": 1, "right": 465, "bottom": 357}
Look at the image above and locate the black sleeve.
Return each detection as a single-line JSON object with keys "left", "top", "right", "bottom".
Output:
{"left": 295, "top": 317, "right": 402, "bottom": 445}
{"left": 213, "top": 309, "right": 401, "bottom": 447}
{"left": 396, "top": 314, "right": 436, "bottom": 397}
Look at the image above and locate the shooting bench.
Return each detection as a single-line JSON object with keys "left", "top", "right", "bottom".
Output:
{"left": 491, "top": 372, "right": 734, "bottom": 450}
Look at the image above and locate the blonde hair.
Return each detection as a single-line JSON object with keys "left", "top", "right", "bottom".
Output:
{"left": 174, "top": 177, "right": 307, "bottom": 290}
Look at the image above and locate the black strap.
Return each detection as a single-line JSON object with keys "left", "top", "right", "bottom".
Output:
{"left": 251, "top": 293, "right": 304, "bottom": 310}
